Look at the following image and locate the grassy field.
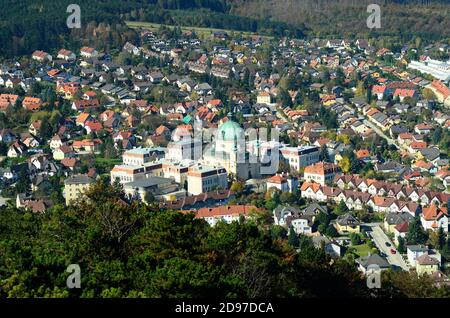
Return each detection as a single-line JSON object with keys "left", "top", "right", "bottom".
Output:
{"left": 351, "top": 243, "right": 372, "bottom": 258}
{"left": 95, "top": 156, "right": 122, "bottom": 173}
{"left": 125, "top": 21, "right": 272, "bottom": 40}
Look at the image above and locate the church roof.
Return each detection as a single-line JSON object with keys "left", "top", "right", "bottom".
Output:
{"left": 217, "top": 120, "right": 244, "bottom": 142}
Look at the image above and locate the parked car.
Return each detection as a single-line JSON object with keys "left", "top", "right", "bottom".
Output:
{"left": 390, "top": 248, "right": 397, "bottom": 254}
{"left": 385, "top": 242, "right": 392, "bottom": 247}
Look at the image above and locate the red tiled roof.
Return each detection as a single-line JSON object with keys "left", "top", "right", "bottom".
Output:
{"left": 195, "top": 205, "right": 257, "bottom": 218}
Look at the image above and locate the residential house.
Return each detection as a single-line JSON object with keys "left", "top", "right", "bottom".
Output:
{"left": 191, "top": 205, "right": 257, "bottom": 227}
{"left": 335, "top": 213, "right": 361, "bottom": 234}
{"left": 421, "top": 205, "right": 448, "bottom": 232}
{"left": 266, "top": 173, "right": 299, "bottom": 193}
{"left": 53, "top": 145, "right": 75, "bottom": 161}
{"left": 32, "top": 50, "right": 52, "bottom": 62}
{"left": 356, "top": 254, "right": 391, "bottom": 274}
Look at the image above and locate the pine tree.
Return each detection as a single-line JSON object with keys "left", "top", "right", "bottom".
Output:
{"left": 406, "top": 217, "right": 428, "bottom": 245}
{"left": 319, "top": 144, "right": 330, "bottom": 162}
{"left": 335, "top": 200, "right": 349, "bottom": 216}
{"left": 288, "top": 226, "right": 299, "bottom": 248}
{"left": 398, "top": 236, "right": 406, "bottom": 254}
{"left": 437, "top": 227, "right": 446, "bottom": 250}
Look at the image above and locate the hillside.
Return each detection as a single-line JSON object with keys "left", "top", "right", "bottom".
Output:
{"left": 1, "top": 181, "right": 447, "bottom": 298}
{"left": 0, "top": 0, "right": 449, "bottom": 57}
{"left": 229, "top": 0, "right": 450, "bottom": 41}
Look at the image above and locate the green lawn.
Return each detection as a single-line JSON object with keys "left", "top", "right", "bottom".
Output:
{"left": 94, "top": 157, "right": 122, "bottom": 173}
{"left": 351, "top": 243, "right": 372, "bottom": 258}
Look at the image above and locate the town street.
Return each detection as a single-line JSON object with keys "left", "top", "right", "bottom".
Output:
{"left": 364, "top": 223, "right": 410, "bottom": 271}
{"left": 363, "top": 119, "right": 398, "bottom": 148}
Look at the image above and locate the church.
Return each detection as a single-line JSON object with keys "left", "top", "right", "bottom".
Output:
{"left": 201, "top": 118, "right": 263, "bottom": 180}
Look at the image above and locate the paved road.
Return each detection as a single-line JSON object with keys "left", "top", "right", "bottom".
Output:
{"left": 363, "top": 119, "right": 398, "bottom": 148}
{"left": 364, "top": 223, "right": 410, "bottom": 271}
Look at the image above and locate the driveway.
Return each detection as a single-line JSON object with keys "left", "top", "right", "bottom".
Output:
{"left": 364, "top": 223, "right": 410, "bottom": 271}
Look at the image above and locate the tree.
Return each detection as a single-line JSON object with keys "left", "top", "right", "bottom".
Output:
{"left": 406, "top": 217, "right": 429, "bottom": 245}
{"left": 397, "top": 236, "right": 406, "bottom": 254}
{"left": 278, "top": 88, "right": 293, "bottom": 108}
{"left": 350, "top": 233, "right": 361, "bottom": 246}
{"left": 325, "top": 225, "right": 339, "bottom": 237}
{"left": 429, "top": 227, "right": 446, "bottom": 250}
{"left": 422, "top": 88, "right": 436, "bottom": 101}
{"left": 0, "top": 142, "right": 8, "bottom": 156}
{"left": 432, "top": 127, "right": 443, "bottom": 146}
{"left": 288, "top": 226, "right": 299, "bottom": 247}
{"left": 319, "top": 144, "right": 330, "bottom": 162}
{"left": 270, "top": 225, "right": 287, "bottom": 240}
{"left": 230, "top": 181, "right": 245, "bottom": 194}
{"left": 355, "top": 81, "right": 366, "bottom": 98}
{"left": 335, "top": 200, "right": 349, "bottom": 216}
{"left": 144, "top": 192, "right": 155, "bottom": 204}
{"left": 339, "top": 157, "right": 351, "bottom": 174}
{"left": 39, "top": 116, "right": 53, "bottom": 140}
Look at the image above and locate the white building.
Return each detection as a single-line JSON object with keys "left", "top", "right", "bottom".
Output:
{"left": 110, "top": 162, "right": 163, "bottom": 185}
{"left": 407, "top": 245, "right": 441, "bottom": 267}
{"left": 303, "top": 161, "right": 340, "bottom": 186}
{"left": 408, "top": 59, "right": 450, "bottom": 83}
{"left": 166, "top": 139, "right": 203, "bottom": 162}
{"left": 202, "top": 120, "right": 263, "bottom": 180}
{"left": 123, "top": 177, "right": 180, "bottom": 203}
{"left": 187, "top": 165, "right": 228, "bottom": 195}
{"left": 123, "top": 147, "right": 165, "bottom": 166}
{"left": 266, "top": 173, "right": 299, "bottom": 193}
{"left": 192, "top": 205, "right": 257, "bottom": 227}
{"left": 280, "top": 145, "right": 320, "bottom": 172}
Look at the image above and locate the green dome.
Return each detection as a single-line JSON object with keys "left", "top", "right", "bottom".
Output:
{"left": 217, "top": 120, "right": 244, "bottom": 142}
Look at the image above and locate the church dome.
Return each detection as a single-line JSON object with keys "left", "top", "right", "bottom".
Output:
{"left": 217, "top": 120, "right": 244, "bottom": 142}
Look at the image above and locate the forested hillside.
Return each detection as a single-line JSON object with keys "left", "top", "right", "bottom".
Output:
{"left": 230, "top": 0, "right": 450, "bottom": 41}
{"left": 1, "top": 181, "right": 448, "bottom": 298}
{"left": 0, "top": 0, "right": 449, "bottom": 58}
{"left": 0, "top": 0, "right": 301, "bottom": 58}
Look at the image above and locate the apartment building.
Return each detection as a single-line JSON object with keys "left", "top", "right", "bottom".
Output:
{"left": 123, "top": 147, "right": 166, "bottom": 166}
{"left": 187, "top": 165, "right": 228, "bottom": 195}
{"left": 304, "top": 162, "right": 340, "bottom": 186}
{"left": 64, "top": 175, "right": 95, "bottom": 206}
{"left": 110, "top": 162, "right": 163, "bottom": 184}
{"left": 280, "top": 145, "right": 320, "bottom": 171}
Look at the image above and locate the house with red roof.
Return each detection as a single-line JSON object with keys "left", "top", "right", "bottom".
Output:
{"left": 22, "top": 97, "right": 42, "bottom": 112}
{"left": 32, "top": 50, "right": 52, "bottom": 62}
{"left": 304, "top": 162, "right": 340, "bottom": 186}
{"left": 191, "top": 205, "right": 258, "bottom": 227}
{"left": 414, "top": 123, "right": 434, "bottom": 135}
{"left": 80, "top": 47, "right": 98, "bottom": 58}
{"left": 266, "top": 173, "right": 299, "bottom": 193}
{"left": 356, "top": 149, "right": 371, "bottom": 163}
{"left": 72, "top": 99, "right": 100, "bottom": 111}
{"left": 421, "top": 205, "right": 448, "bottom": 232}
{"left": 57, "top": 49, "right": 76, "bottom": 61}
{"left": 393, "top": 88, "right": 418, "bottom": 102}
{"left": 85, "top": 121, "right": 103, "bottom": 135}
{"left": 372, "top": 85, "right": 387, "bottom": 100}
{"left": 409, "top": 141, "right": 427, "bottom": 153}
{"left": 427, "top": 80, "right": 450, "bottom": 107}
